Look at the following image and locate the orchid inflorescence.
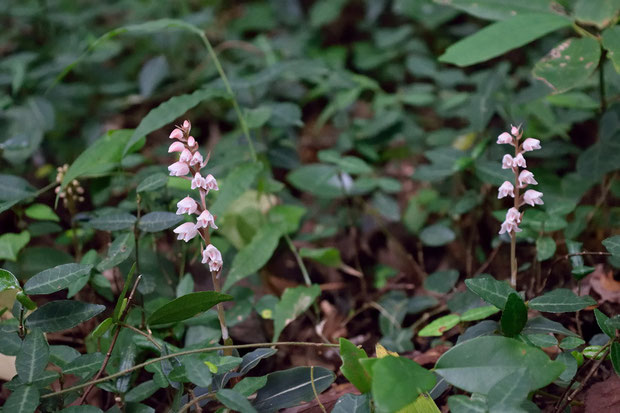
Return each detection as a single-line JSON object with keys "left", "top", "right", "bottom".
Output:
{"left": 496, "top": 125, "right": 542, "bottom": 235}
{"left": 168, "top": 120, "right": 223, "bottom": 273}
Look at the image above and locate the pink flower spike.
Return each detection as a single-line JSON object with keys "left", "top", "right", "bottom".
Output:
{"left": 498, "top": 181, "right": 514, "bottom": 199}
{"left": 204, "top": 174, "right": 219, "bottom": 192}
{"left": 499, "top": 219, "right": 522, "bottom": 235}
{"left": 497, "top": 132, "right": 513, "bottom": 145}
{"left": 523, "top": 189, "right": 544, "bottom": 206}
{"left": 168, "top": 141, "right": 185, "bottom": 153}
{"left": 191, "top": 172, "right": 206, "bottom": 190}
{"left": 173, "top": 222, "right": 198, "bottom": 242}
{"left": 202, "top": 244, "right": 223, "bottom": 272}
{"left": 518, "top": 170, "right": 537, "bottom": 187}
{"left": 522, "top": 138, "right": 541, "bottom": 152}
{"left": 506, "top": 207, "right": 521, "bottom": 224}
{"left": 187, "top": 136, "right": 196, "bottom": 147}
{"left": 510, "top": 124, "right": 520, "bottom": 137}
{"left": 183, "top": 120, "right": 191, "bottom": 132}
{"left": 176, "top": 196, "right": 198, "bottom": 215}
{"left": 168, "top": 162, "right": 190, "bottom": 177}
{"left": 513, "top": 153, "right": 526, "bottom": 168}
{"left": 190, "top": 151, "right": 203, "bottom": 167}
{"left": 502, "top": 154, "right": 514, "bottom": 169}
{"left": 179, "top": 149, "right": 192, "bottom": 163}
{"left": 169, "top": 128, "right": 183, "bottom": 140}
{"left": 196, "top": 210, "right": 218, "bottom": 229}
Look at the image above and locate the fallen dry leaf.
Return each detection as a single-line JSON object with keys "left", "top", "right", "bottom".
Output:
{"left": 585, "top": 374, "right": 620, "bottom": 412}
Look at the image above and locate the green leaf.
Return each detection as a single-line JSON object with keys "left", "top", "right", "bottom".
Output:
{"left": 419, "top": 224, "right": 455, "bottom": 246}
{"left": 223, "top": 226, "right": 282, "bottom": 291}
{"left": 559, "top": 336, "right": 585, "bottom": 350}
{"left": 339, "top": 338, "right": 371, "bottom": 393}
{"left": 126, "top": 88, "right": 225, "bottom": 155}
{"left": 603, "top": 235, "right": 620, "bottom": 256}
{"left": 424, "top": 269, "right": 459, "bottom": 293}
{"left": 522, "top": 316, "right": 580, "bottom": 337}
{"left": 0, "top": 332, "right": 22, "bottom": 356}
{"left": 88, "top": 212, "right": 137, "bottom": 231}
{"left": 574, "top": 0, "right": 620, "bottom": 29}
{"left": 216, "top": 389, "right": 257, "bottom": 413}
{"left": 210, "top": 162, "right": 263, "bottom": 217}
{"left": 440, "top": 0, "right": 557, "bottom": 21}
{"left": 267, "top": 205, "right": 306, "bottom": 235}
{"left": 58, "top": 407, "right": 103, "bottom": 413}
{"left": 0, "top": 268, "right": 20, "bottom": 292}
{"left": 529, "top": 289, "right": 596, "bottom": 313}
{"left": 611, "top": 342, "right": 620, "bottom": 377}
{"left": 332, "top": 394, "right": 371, "bottom": 413}
{"left": 299, "top": 247, "right": 342, "bottom": 267}
{"left": 273, "top": 285, "right": 321, "bottom": 342}
{"left": 439, "top": 13, "right": 571, "bottom": 66}
{"left": 501, "top": 293, "right": 527, "bottom": 337}
{"left": 137, "top": 212, "right": 182, "bottom": 232}
{"left": 0, "top": 174, "right": 36, "bottom": 203}
{"left": 24, "top": 203, "right": 59, "bottom": 222}
{"left": 139, "top": 55, "right": 169, "bottom": 97}
{"left": 234, "top": 376, "right": 268, "bottom": 397}
{"left": 576, "top": 136, "right": 620, "bottom": 181}
{"left": 96, "top": 232, "right": 135, "bottom": 271}
{"left": 533, "top": 37, "right": 601, "bottom": 94}
{"left": 418, "top": 314, "right": 461, "bottom": 337}
{"left": 0, "top": 231, "right": 30, "bottom": 261}
{"left": 112, "top": 264, "right": 136, "bottom": 321}
{"left": 486, "top": 368, "right": 530, "bottom": 411}
{"left": 89, "top": 317, "right": 114, "bottom": 341}
{"left": 460, "top": 305, "right": 500, "bottom": 321}
{"left": 25, "top": 300, "right": 105, "bottom": 332}
{"left": 124, "top": 380, "right": 160, "bottom": 403}
{"left": 15, "top": 328, "right": 49, "bottom": 383}
{"left": 2, "top": 384, "right": 39, "bottom": 413}
{"left": 61, "top": 129, "right": 133, "bottom": 189}
{"left": 287, "top": 164, "right": 343, "bottom": 198}
{"left": 595, "top": 309, "right": 615, "bottom": 338}
{"left": 16, "top": 292, "right": 36, "bottom": 310}
{"left": 23, "top": 263, "right": 93, "bottom": 295}
{"left": 536, "top": 236, "right": 556, "bottom": 261}
{"left": 253, "top": 366, "right": 335, "bottom": 412}
{"left": 116, "top": 342, "right": 136, "bottom": 393}
{"left": 148, "top": 291, "right": 233, "bottom": 326}
{"left": 547, "top": 92, "right": 600, "bottom": 109}
{"left": 602, "top": 26, "right": 620, "bottom": 73}
{"left": 447, "top": 395, "right": 487, "bottom": 413}
{"left": 465, "top": 275, "right": 517, "bottom": 309}
{"left": 435, "top": 336, "right": 565, "bottom": 394}
{"left": 370, "top": 356, "right": 436, "bottom": 413}
{"left": 136, "top": 173, "right": 168, "bottom": 193}
{"left": 63, "top": 352, "right": 105, "bottom": 379}
{"left": 524, "top": 333, "right": 558, "bottom": 348}
{"left": 606, "top": 315, "right": 620, "bottom": 332}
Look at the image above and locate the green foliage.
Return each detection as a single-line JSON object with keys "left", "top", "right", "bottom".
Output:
{"left": 273, "top": 285, "right": 321, "bottom": 342}
{"left": 147, "top": 291, "right": 233, "bottom": 327}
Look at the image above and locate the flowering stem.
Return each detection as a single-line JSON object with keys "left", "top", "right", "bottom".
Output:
{"left": 510, "top": 140, "right": 521, "bottom": 289}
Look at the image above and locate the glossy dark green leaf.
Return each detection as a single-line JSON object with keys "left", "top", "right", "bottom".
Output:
{"left": 88, "top": 213, "right": 137, "bottom": 231}
{"left": 64, "top": 352, "right": 105, "bottom": 379}
{"left": 24, "top": 263, "right": 93, "bottom": 295}
{"left": 273, "top": 285, "right": 321, "bottom": 342}
{"left": 603, "top": 235, "right": 620, "bottom": 256}
{"left": 0, "top": 268, "right": 20, "bottom": 292}
{"left": 116, "top": 342, "right": 136, "bottom": 392}
{"left": 339, "top": 338, "right": 371, "bottom": 393}
{"left": 332, "top": 393, "right": 371, "bottom": 413}
{"left": 602, "top": 26, "right": 620, "bottom": 73}
{"left": 559, "top": 336, "right": 585, "bottom": 350}
{"left": 234, "top": 376, "right": 268, "bottom": 397}
{"left": 253, "top": 366, "right": 335, "bottom": 412}
{"left": 595, "top": 309, "right": 615, "bottom": 338}
{"left": 148, "top": 291, "right": 233, "bottom": 326}
{"left": 25, "top": 300, "right": 105, "bottom": 332}
{"left": 0, "top": 231, "right": 30, "bottom": 261}
{"left": 136, "top": 173, "right": 168, "bottom": 192}
{"left": 418, "top": 314, "right": 461, "bottom": 337}
{"left": 522, "top": 316, "right": 580, "bottom": 337}
{"left": 15, "top": 328, "right": 49, "bottom": 383}
{"left": 611, "top": 342, "right": 620, "bottom": 377}
{"left": 536, "top": 236, "right": 556, "bottom": 261}
{"left": 486, "top": 368, "right": 529, "bottom": 411}
{"left": 501, "top": 293, "right": 527, "bottom": 337}
{"left": 529, "top": 289, "right": 596, "bottom": 313}
{"left": 0, "top": 174, "right": 36, "bottom": 203}
{"left": 442, "top": 0, "right": 556, "bottom": 21}
{"left": 424, "top": 269, "right": 459, "bottom": 293}
{"left": 216, "top": 389, "right": 257, "bottom": 413}
{"left": 0, "top": 332, "right": 22, "bottom": 356}
{"left": 137, "top": 212, "right": 182, "bottom": 232}
{"left": 447, "top": 395, "right": 487, "bottom": 413}
{"left": 299, "top": 247, "right": 342, "bottom": 267}
{"left": 97, "top": 232, "right": 134, "bottom": 271}
{"left": 124, "top": 380, "right": 161, "bottom": 403}
{"left": 2, "top": 384, "right": 39, "bottom": 413}
{"left": 465, "top": 275, "right": 517, "bottom": 309}
{"left": 574, "top": 0, "right": 620, "bottom": 28}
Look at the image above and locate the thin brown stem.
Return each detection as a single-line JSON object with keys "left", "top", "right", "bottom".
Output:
{"left": 179, "top": 391, "right": 214, "bottom": 413}
{"left": 119, "top": 322, "right": 162, "bottom": 350}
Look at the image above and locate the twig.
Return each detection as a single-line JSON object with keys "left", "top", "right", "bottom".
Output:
{"left": 118, "top": 322, "right": 162, "bottom": 350}
{"left": 42, "top": 341, "right": 339, "bottom": 399}
{"left": 310, "top": 366, "right": 327, "bottom": 413}
{"left": 179, "top": 391, "right": 214, "bottom": 413}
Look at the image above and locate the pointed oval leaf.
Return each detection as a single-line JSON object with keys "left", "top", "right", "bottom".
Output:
{"left": 15, "top": 328, "right": 49, "bottom": 383}
{"left": 460, "top": 305, "right": 500, "bottom": 322}
{"left": 136, "top": 173, "right": 168, "bottom": 193}
{"left": 2, "top": 384, "right": 40, "bottom": 413}
{"left": 332, "top": 393, "right": 371, "bottom": 413}
{"left": 137, "top": 211, "right": 182, "bottom": 232}
{"left": 501, "top": 293, "right": 527, "bottom": 337}
{"left": 24, "top": 263, "right": 93, "bottom": 295}
{"left": 465, "top": 275, "right": 517, "bottom": 309}
{"left": 216, "top": 389, "right": 257, "bottom": 413}
{"left": 0, "top": 268, "right": 20, "bottom": 292}
{"left": 88, "top": 212, "right": 136, "bottom": 231}
{"left": 63, "top": 352, "right": 105, "bottom": 379}
{"left": 447, "top": 395, "right": 487, "bottom": 413}
{"left": 418, "top": 314, "right": 461, "bottom": 337}
{"left": 486, "top": 368, "right": 530, "bottom": 411}
{"left": 25, "top": 300, "right": 105, "bottom": 332}
{"left": 339, "top": 338, "right": 371, "bottom": 394}
{"left": 124, "top": 380, "right": 161, "bottom": 403}
{"left": 273, "top": 285, "right": 321, "bottom": 342}
{"left": 528, "top": 289, "right": 596, "bottom": 313}
{"left": 522, "top": 316, "right": 580, "bottom": 337}
{"left": 148, "top": 291, "right": 233, "bottom": 327}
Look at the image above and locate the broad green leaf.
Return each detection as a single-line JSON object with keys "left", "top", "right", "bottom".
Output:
{"left": 447, "top": 395, "right": 487, "bottom": 413}
{"left": 528, "top": 289, "right": 596, "bottom": 313}
{"left": 0, "top": 332, "right": 22, "bottom": 356}
{"left": 234, "top": 376, "right": 268, "bottom": 397}
{"left": 465, "top": 275, "right": 517, "bottom": 309}
{"left": 460, "top": 305, "right": 500, "bottom": 321}
{"left": 611, "top": 342, "right": 620, "bottom": 376}
{"left": 439, "top": 0, "right": 556, "bottom": 21}
{"left": 439, "top": 13, "right": 571, "bottom": 66}
{"left": 576, "top": 137, "right": 620, "bottom": 181}
{"left": 267, "top": 205, "right": 306, "bottom": 235}
{"left": 424, "top": 269, "right": 459, "bottom": 293}
{"left": 223, "top": 226, "right": 282, "bottom": 291}
{"left": 606, "top": 315, "right": 620, "bottom": 332}
{"left": 148, "top": 291, "right": 233, "bottom": 326}
{"left": 522, "top": 316, "right": 580, "bottom": 337}
{"left": 574, "top": 0, "right": 620, "bottom": 29}
{"left": 533, "top": 37, "right": 601, "bottom": 94}
{"left": 61, "top": 129, "right": 133, "bottom": 189}
{"left": 559, "top": 336, "right": 585, "bottom": 350}
{"left": 210, "top": 162, "right": 263, "bottom": 217}
{"left": 595, "top": 309, "right": 615, "bottom": 338}
{"left": 524, "top": 333, "right": 558, "bottom": 348}
{"left": 435, "top": 336, "right": 565, "bottom": 394}
{"left": 15, "top": 328, "right": 49, "bottom": 383}
{"left": 88, "top": 212, "right": 137, "bottom": 231}
{"left": 139, "top": 55, "right": 169, "bottom": 97}
{"left": 547, "top": 92, "right": 600, "bottom": 109}
{"left": 116, "top": 342, "right": 136, "bottom": 392}
{"left": 238, "top": 348, "right": 278, "bottom": 375}
{"left": 49, "top": 345, "right": 80, "bottom": 368}
{"left": 602, "top": 235, "right": 620, "bottom": 256}
{"left": 2, "top": 384, "right": 39, "bottom": 413}
{"left": 299, "top": 247, "right": 342, "bottom": 267}
{"left": 536, "top": 236, "right": 556, "bottom": 261}
{"left": 500, "top": 293, "right": 527, "bottom": 337}
{"left": 126, "top": 88, "right": 225, "bottom": 155}
{"left": 273, "top": 285, "right": 321, "bottom": 342}
{"left": 287, "top": 164, "right": 343, "bottom": 198}
{"left": 253, "top": 366, "right": 335, "bottom": 412}
{"left": 63, "top": 352, "right": 105, "bottom": 379}
{"left": 0, "top": 268, "right": 20, "bottom": 292}
{"left": 486, "top": 368, "right": 529, "bottom": 411}
{"left": 310, "top": 0, "right": 348, "bottom": 27}
{"left": 137, "top": 212, "right": 182, "bottom": 232}
{"left": 124, "top": 380, "right": 160, "bottom": 403}
{"left": 24, "top": 203, "right": 59, "bottom": 222}
{"left": 96, "top": 232, "right": 135, "bottom": 271}
{"left": 370, "top": 356, "right": 436, "bottom": 413}
{"left": 399, "top": 393, "right": 441, "bottom": 413}
{"left": 25, "top": 300, "right": 105, "bottom": 332}
{"left": 136, "top": 173, "right": 168, "bottom": 192}
{"left": 602, "top": 26, "right": 620, "bottom": 73}
{"left": 24, "top": 263, "right": 93, "bottom": 295}
{"left": 0, "top": 231, "right": 30, "bottom": 261}
{"left": 332, "top": 393, "right": 371, "bottom": 413}
{"left": 89, "top": 317, "right": 114, "bottom": 341}
{"left": 419, "top": 224, "right": 455, "bottom": 246}
{"left": 245, "top": 106, "right": 272, "bottom": 128}
{"left": 557, "top": 352, "right": 578, "bottom": 383}
{"left": 339, "top": 338, "right": 371, "bottom": 393}
{"left": 216, "top": 389, "right": 257, "bottom": 413}
{"left": 0, "top": 174, "right": 36, "bottom": 203}
{"left": 418, "top": 314, "right": 460, "bottom": 337}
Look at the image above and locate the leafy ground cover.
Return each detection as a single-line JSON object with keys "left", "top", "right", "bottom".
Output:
{"left": 1, "top": 0, "right": 620, "bottom": 412}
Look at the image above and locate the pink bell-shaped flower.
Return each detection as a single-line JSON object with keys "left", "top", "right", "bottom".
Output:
{"left": 169, "top": 128, "right": 183, "bottom": 140}
{"left": 518, "top": 170, "right": 537, "bottom": 187}
{"left": 176, "top": 196, "right": 198, "bottom": 215}
{"left": 523, "top": 189, "right": 544, "bottom": 206}
{"left": 498, "top": 181, "right": 514, "bottom": 199}
{"left": 497, "top": 132, "right": 513, "bottom": 145}
{"left": 522, "top": 138, "right": 541, "bottom": 152}
{"left": 202, "top": 244, "right": 223, "bottom": 272}
{"left": 173, "top": 222, "right": 198, "bottom": 242}
{"left": 168, "top": 162, "right": 189, "bottom": 177}
{"left": 196, "top": 210, "right": 218, "bottom": 229}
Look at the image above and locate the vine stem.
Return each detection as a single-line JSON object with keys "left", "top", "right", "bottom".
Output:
{"left": 42, "top": 341, "right": 338, "bottom": 399}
